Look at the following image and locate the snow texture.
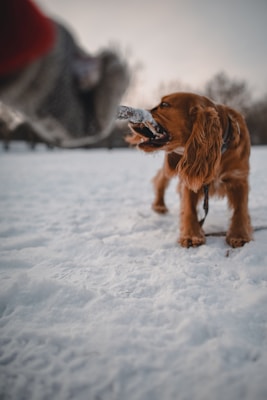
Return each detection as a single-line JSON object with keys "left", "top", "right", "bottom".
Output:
{"left": 117, "top": 105, "right": 157, "bottom": 126}
{"left": 0, "top": 143, "right": 267, "bottom": 400}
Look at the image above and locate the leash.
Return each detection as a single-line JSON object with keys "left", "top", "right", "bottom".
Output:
{"left": 199, "top": 185, "right": 209, "bottom": 227}
{"left": 205, "top": 225, "right": 267, "bottom": 237}
{"left": 199, "top": 116, "right": 234, "bottom": 227}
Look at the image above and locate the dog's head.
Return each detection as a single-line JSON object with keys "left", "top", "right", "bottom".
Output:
{"left": 127, "top": 92, "right": 224, "bottom": 192}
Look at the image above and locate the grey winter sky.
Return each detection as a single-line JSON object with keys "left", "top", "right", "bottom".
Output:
{"left": 37, "top": 0, "right": 267, "bottom": 105}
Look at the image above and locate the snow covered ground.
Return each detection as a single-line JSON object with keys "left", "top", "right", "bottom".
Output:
{"left": 0, "top": 143, "right": 267, "bottom": 400}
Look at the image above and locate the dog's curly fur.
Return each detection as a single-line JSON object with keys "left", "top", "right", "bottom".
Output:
{"left": 127, "top": 92, "right": 252, "bottom": 248}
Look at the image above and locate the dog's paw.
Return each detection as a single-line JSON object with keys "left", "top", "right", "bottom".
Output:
{"left": 226, "top": 234, "right": 252, "bottom": 248}
{"left": 179, "top": 234, "right": 206, "bottom": 248}
{"left": 152, "top": 202, "right": 168, "bottom": 214}
{"left": 226, "top": 226, "right": 252, "bottom": 248}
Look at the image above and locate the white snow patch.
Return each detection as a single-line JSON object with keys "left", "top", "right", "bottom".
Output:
{"left": 0, "top": 143, "right": 267, "bottom": 400}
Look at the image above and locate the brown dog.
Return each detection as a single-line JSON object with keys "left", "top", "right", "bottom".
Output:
{"left": 127, "top": 92, "right": 252, "bottom": 248}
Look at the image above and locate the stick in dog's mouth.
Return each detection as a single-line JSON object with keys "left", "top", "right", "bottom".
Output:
{"left": 117, "top": 105, "right": 170, "bottom": 147}
{"left": 117, "top": 105, "right": 157, "bottom": 126}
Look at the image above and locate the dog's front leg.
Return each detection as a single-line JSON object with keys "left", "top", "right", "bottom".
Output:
{"left": 152, "top": 168, "right": 170, "bottom": 213}
{"left": 179, "top": 184, "right": 205, "bottom": 247}
{"left": 152, "top": 152, "right": 181, "bottom": 214}
{"left": 226, "top": 180, "right": 253, "bottom": 247}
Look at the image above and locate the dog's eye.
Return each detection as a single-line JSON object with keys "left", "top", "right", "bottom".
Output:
{"left": 160, "top": 102, "right": 170, "bottom": 108}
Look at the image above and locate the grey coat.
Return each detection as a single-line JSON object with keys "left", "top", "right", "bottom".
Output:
{"left": 0, "top": 23, "right": 129, "bottom": 147}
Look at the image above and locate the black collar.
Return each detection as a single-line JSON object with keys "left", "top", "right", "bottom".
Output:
{"left": 221, "top": 116, "right": 232, "bottom": 154}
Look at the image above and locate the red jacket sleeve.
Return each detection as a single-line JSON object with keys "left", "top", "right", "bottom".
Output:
{"left": 0, "top": 0, "right": 56, "bottom": 76}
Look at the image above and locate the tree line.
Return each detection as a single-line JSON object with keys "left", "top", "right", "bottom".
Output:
{"left": 104, "top": 70, "right": 267, "bottom": 148}
{"left": 201, "top": 71, "right": 267, "bottom": 145}
{"left": 1, "top": 70, "right": 266, "bottom": 148}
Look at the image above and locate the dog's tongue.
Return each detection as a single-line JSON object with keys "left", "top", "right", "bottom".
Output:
{"left": 117, "top": 105, "right": 157, "bottom": 127}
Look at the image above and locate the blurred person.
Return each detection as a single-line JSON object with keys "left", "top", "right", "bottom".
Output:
{"left": 0, "top": 0, "right": 129, "bottom": 147}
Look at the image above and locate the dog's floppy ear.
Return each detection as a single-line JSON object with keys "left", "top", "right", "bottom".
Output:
{"left": 178, "top": 106, "right": 222, "bottom": 192}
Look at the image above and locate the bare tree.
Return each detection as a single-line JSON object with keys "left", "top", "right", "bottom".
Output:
{"left": 245, "top": 95, "right": 267, "bottom": 144}
{"left": 204, "top": 71, "right": 251, "bottom": 112}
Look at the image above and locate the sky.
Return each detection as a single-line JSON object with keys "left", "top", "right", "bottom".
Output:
{"left": 37, "top": 0, "right": 267, "bottom": 106}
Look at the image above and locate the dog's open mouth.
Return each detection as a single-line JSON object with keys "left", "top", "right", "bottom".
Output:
{"left": 129, "top": 121, "right": 170, "bottom": 148}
